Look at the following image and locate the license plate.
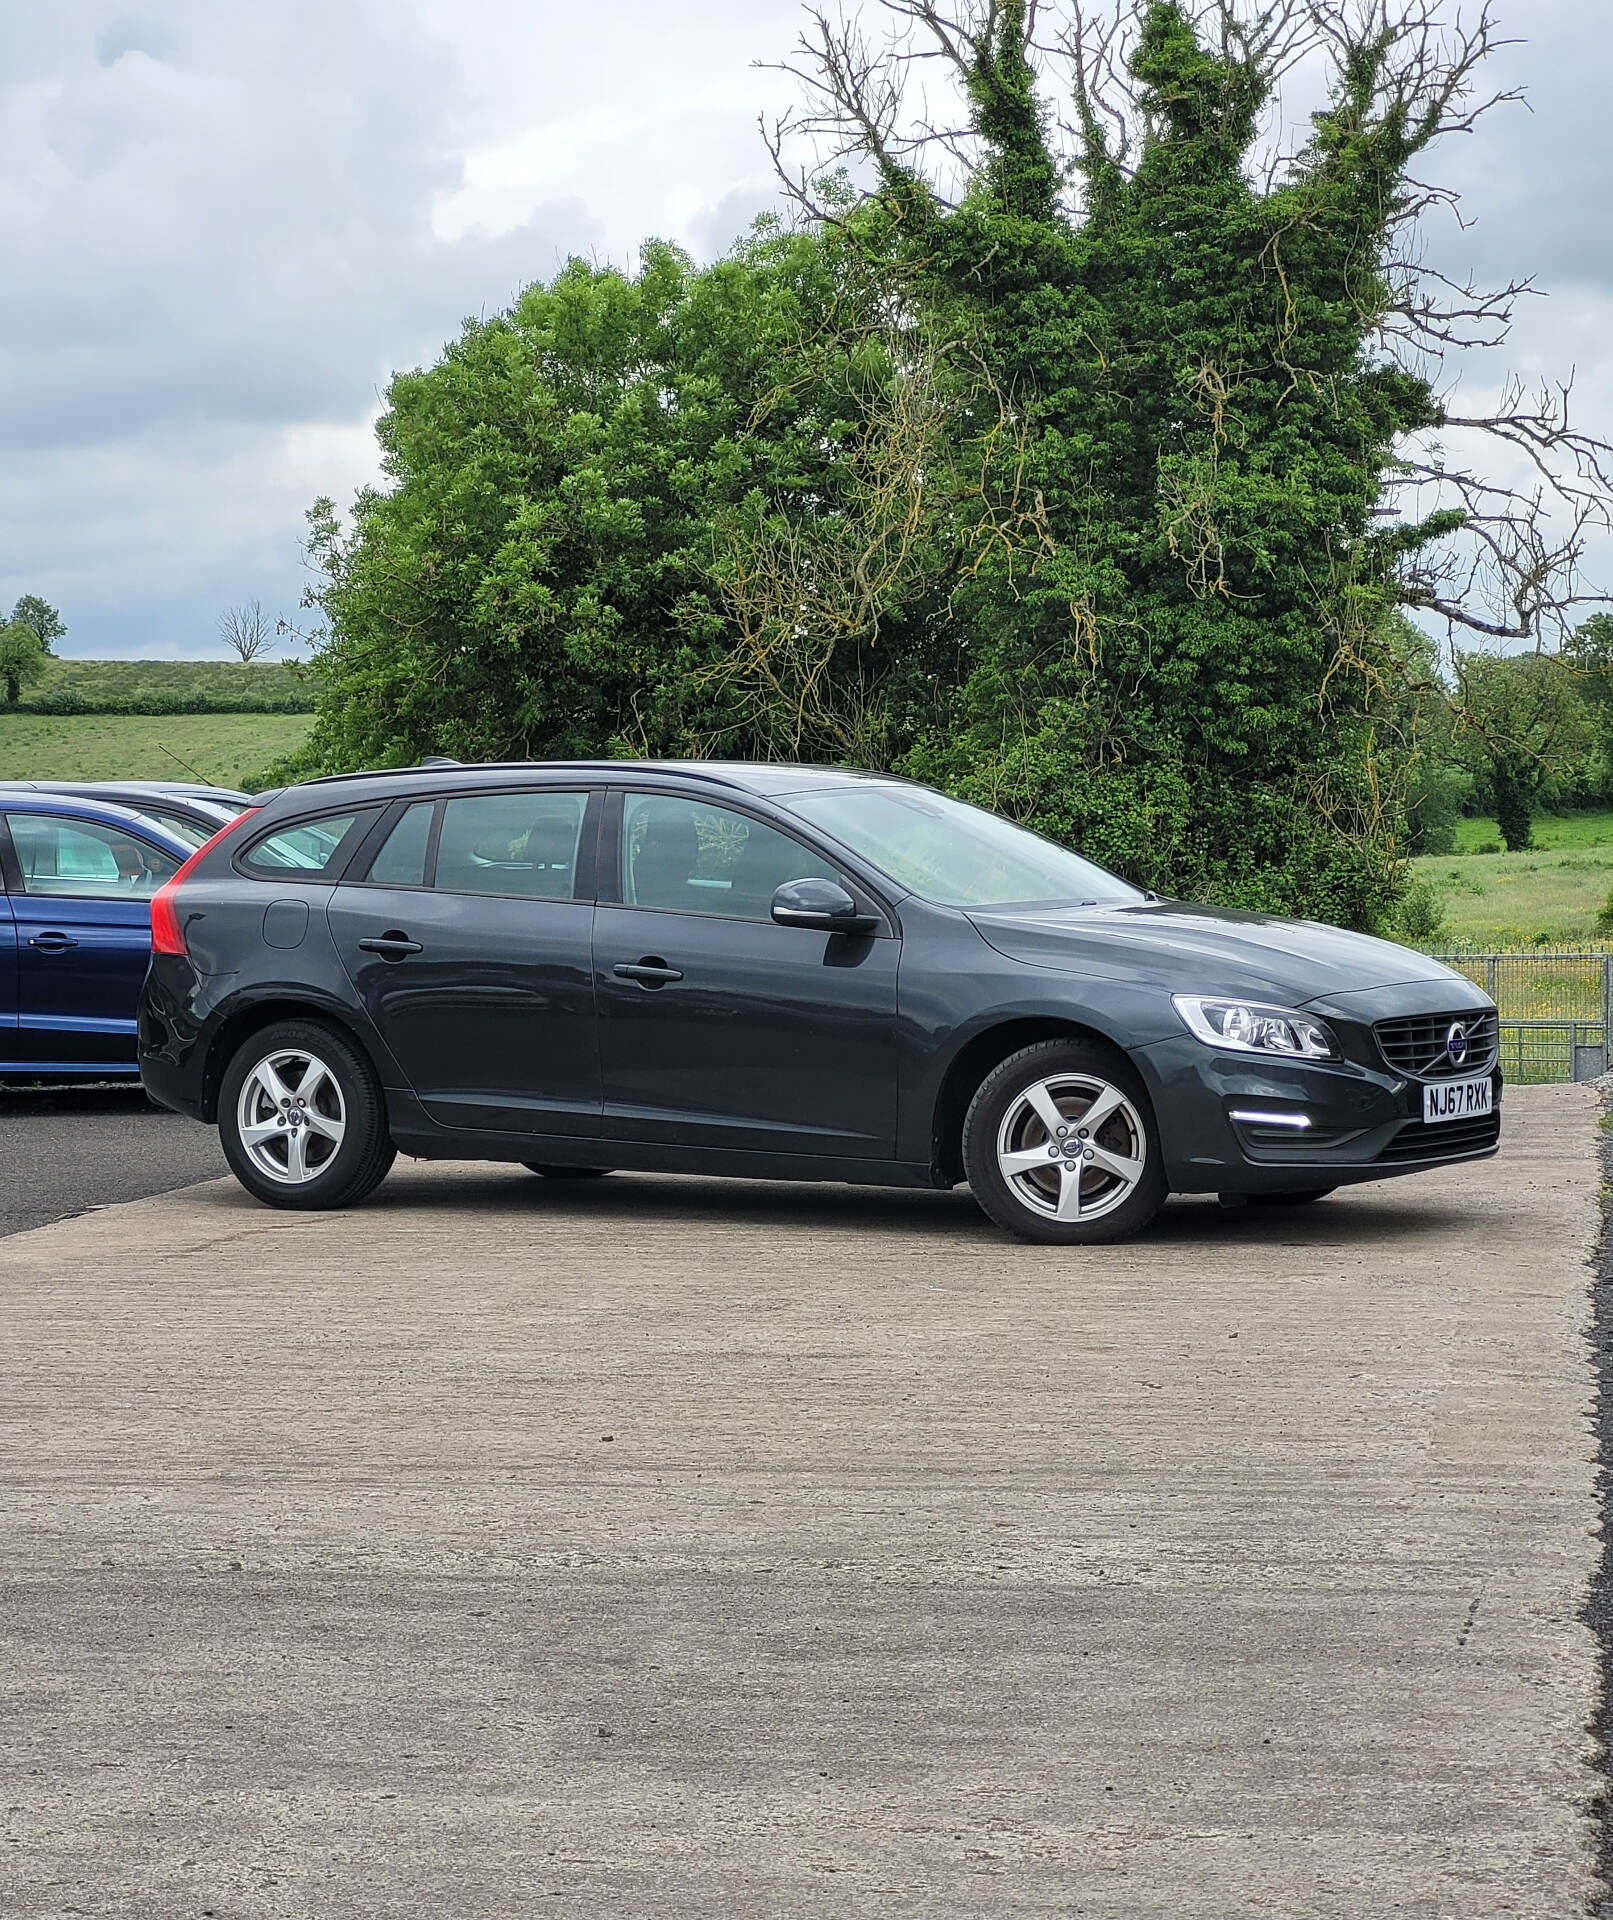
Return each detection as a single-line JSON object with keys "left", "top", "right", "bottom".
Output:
{"left": 1423, "top": 1076, "right": 1494, "bottom": 1124}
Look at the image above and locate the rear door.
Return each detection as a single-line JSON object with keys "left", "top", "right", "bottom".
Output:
{"left": 0, "top": 811, "right": 181, "bottom": 1071}
{"left": 326, "top": 787, "right": 603, "bottom": 1136}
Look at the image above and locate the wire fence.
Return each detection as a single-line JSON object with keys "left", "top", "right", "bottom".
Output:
{"left": 1432, "top": 951, "right": 1613, "bottom": 1084}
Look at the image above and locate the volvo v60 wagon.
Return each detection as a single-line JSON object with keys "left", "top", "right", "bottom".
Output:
{"left": 137, "top": 761, "right": 1500, "bottom": 1244}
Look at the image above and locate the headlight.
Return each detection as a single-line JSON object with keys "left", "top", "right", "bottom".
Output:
{"left": 1173, "top": 994, "right": 1338, "bottom": 1060}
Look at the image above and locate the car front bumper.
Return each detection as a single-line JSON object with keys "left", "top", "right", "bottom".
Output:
{"left": 1135, "top": 1031, "right": 1501, "bottom": 1196}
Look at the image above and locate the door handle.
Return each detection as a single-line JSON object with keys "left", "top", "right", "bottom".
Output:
{"left": 357, "top": 932, "right": 423, "bottom": 959}
{"left": 613, "top": 958, "right": 683, "bottom": 987}
{"left": 29, "top": 932, "right": 79, "bottom": 952}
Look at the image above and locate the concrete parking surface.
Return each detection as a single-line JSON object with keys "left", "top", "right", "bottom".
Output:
{"left": 0, "top": 1086, "right": 1603, "bottom": 1918}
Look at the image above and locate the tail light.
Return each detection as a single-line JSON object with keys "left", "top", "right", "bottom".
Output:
{"left": 150, "top": 807, "right": 260, "bottom": 956}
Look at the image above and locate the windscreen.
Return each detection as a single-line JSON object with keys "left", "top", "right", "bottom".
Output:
{"left": 780, "top": 786, "right": 1142, "bottom": 909}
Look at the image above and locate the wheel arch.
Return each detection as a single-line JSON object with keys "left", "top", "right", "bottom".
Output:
{"left": 929, "top": 1015, "right": 1140, "bottom": 1186}
{"left": 201, "top": 995, "right": 383, "bottom": 1124}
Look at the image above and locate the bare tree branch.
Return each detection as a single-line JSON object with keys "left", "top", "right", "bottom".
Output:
{"left": 219, "top": 599, "right": 273, "bottom": 664}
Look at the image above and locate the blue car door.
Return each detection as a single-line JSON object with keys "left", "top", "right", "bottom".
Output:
{"left": 1, "top": 810, "right": 182, "bottom": 1073}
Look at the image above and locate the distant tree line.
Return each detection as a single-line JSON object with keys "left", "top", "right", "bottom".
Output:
{"left": 1396, "top": 613, "right": 1613, "bottom": 856}
{"left": 281, "top": 1, "right": 1613, "bottom": 927}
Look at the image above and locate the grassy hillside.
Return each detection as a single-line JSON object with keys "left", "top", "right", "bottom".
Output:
{"left": 12, "top": 657, "right": 314, "bottom": 714}
{"left": 1411, "top": 810, "right": 1613, "bottom": 950}
{"left": 0, "top": 713, "right": 312, "bottom": 788}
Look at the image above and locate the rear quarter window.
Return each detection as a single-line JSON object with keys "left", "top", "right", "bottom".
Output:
{"left": 239, "top": 811, "right": 370, "bottom": 878}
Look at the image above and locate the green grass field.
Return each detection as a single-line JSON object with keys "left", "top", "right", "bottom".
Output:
{"left": 1411, "top": 809, "right": 1613, "bottom": 950}
{"left": 0, "top": 713, "right": 312, "bottom": 789}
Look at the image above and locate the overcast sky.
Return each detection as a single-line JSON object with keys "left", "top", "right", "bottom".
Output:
{"left": 3, "top": 0, "right": 1607, "bottom": 659}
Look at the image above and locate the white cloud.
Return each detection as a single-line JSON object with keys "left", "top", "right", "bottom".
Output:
{"left": 0, "top": 0, "right": 1607, "bottom": 659}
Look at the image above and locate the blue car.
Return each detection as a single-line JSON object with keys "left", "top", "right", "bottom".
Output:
{"left": 0, "top": 794, "right": 194, "bottom": 1078}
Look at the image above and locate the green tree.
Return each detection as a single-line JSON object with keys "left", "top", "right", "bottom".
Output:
{"left": 291, "top": 229, "right": 961, "bottom": 776}
{"left": 9, "top": 595, "right": 64, "bottom": 654}
{"left": 1453, "top": 652, "right": 1593, "bottom": 851}
{"left": 1563, "top": 612, "right": 1613, "bottom": 803}
{"left": 0, "top": 623, "right": 48, "bottom": 704}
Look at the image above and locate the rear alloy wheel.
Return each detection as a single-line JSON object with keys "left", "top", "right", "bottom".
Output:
{"left": 219, "top": 1019, "right": 395, "bottom": 1210}
{"left": 521, "top": 1164, "right": 614, "bottom": 1180}
{"left": 962, "top": 1039, "right": 1167, "bottom": 1245}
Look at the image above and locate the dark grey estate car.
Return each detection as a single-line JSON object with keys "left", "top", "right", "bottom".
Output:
{"left": 137, "top": 760, "right": 1499, "bottom": 1243}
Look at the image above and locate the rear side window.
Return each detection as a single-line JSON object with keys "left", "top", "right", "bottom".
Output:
{"left": 6, "top": 812, "right": 181, "bottom": 899}
{"left": 240, "top": 812, "right": 366, "bottom": 877}
{"left": 434, "top": 791, "right": 587, "bottom": 899}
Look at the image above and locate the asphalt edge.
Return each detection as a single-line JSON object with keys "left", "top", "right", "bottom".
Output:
{"left": 1587, "top": 1091, "right": 1613, "bottom": 1914}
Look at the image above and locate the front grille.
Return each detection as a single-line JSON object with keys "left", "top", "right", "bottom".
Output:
{"left": 1377, "top": 1112, "right": 1501, "bottom": 1163}
{"left": 1374, "top": 1009, "right": 1499, "bottom": 1079}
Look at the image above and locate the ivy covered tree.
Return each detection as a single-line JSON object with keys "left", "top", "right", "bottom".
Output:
{"left": 771, "top": 0, "right": 1611, "bottom": 922}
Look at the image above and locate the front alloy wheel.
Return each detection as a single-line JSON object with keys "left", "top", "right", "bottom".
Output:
{"left": 962, "top": 1040, "right": 1168, "bottom": 1245}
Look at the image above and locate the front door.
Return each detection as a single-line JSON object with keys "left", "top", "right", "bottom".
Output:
{"left": 327, "top": 788, "right": 602, "bottom": 1136}
{"left": 1, "top": 811, "right": 181, "bottom": 1072}
{"left": 595, "top": 790, "right": 899, "bottom": 1158}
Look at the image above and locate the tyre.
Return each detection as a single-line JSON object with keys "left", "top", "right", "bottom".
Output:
{"left": 1246, "top": 1188, "right": 1335, "bottom": 1207}
{"left": 962, "top": 1038, "right": 1167, "bottom": 1245}
{"left": 219, "top": 1018, "right": 395, "bottom": 1210}
{"left": 521, "top": 1164, "right": 614, "bottom": 1180}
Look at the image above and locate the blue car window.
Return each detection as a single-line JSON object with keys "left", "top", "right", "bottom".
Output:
{"left": 6, "top": 813, "right": 179, "bottom": 900}
{"left": 622, "top": 793, "right": 842, "bottom": 921}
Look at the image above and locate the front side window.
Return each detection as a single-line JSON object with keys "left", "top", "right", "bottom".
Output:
{"left": 6, "top": 813, "right": 180, "bottom": 899}
{"left": 622, "top": 793, "right": 842, "bottom": 921}
{"left": 242, "top": 812, "right": 367, "bottom": 876}
{"left": 434, "top": 791, "right": 587, "bottom": 899}
{"left": 780, "top": 785, "right": 1142, "bottom": 909}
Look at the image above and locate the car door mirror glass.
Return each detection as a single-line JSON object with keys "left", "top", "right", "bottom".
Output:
{"left": 771, "top": 876, "right": 875, "bottom": 934}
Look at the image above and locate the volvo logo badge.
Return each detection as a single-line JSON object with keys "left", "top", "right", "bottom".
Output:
{"left": 1447, "top": 1021, "right": 1469, "bottom": 1068}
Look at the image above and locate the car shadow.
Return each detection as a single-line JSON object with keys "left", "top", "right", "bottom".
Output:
{"left": 0, "top": 1082, "right": 158, "bottom": 1117}
{"left": 333, "top": 1162, "right": 1479, "bottom": 1248}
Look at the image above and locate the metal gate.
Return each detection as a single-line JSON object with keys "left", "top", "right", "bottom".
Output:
{"left": 1433, "top": 952, "right": 1613, "bottom": 1084}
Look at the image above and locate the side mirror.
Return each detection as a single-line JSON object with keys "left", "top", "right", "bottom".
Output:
{"left": 771, "top": 876, "right": 877, "bottom": 936}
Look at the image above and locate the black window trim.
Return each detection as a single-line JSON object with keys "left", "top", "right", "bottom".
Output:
{"left": 600, "top": 784, "right": 896, "bottom": 934}
{"left": 345, "top": 785, "right": 605, "bottom": 903}
{"left": 0, "top": 815, "right": 18, "bottom": 894}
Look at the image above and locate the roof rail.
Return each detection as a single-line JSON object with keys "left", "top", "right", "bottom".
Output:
{"left": 294, "top": 758, "right": 752, "bottom": 791}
